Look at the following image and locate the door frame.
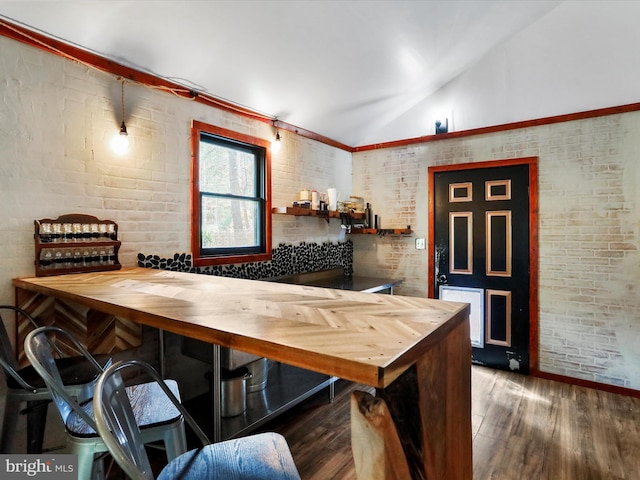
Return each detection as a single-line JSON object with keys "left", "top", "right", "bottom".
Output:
{"left": 428, "top": 157, "right": 539, "bottom": 374}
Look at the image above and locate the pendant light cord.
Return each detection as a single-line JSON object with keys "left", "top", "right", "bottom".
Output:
{"left": 121, "top": 79, "right": 125, "bottom": 123}
{"left": 118, "top": 78, "right": 128, "bottom": 135}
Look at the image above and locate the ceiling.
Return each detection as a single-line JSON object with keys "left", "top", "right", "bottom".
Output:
{"left": 0, "top": 1, "right": 563, "bottom": 147}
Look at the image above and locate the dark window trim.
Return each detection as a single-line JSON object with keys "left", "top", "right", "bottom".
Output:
{"left": 191, "top": 120, "right": 272, "bottom": 267}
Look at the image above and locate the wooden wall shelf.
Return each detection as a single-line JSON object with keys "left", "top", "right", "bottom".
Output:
{"left": 349, "top": 228, "right": 413, "bottom": 236}
{"left": 272, "top": 206, "right": 365, "bottom": 221}
{"left": 272, "top": 207, "right": 411, "bottom": 235}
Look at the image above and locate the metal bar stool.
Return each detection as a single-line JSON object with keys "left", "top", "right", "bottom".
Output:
{"left": 0, "top": 305, "right": 109, "bottom": 453}
{"left": 24, "top": 326, "right": 188, "bottom": 480}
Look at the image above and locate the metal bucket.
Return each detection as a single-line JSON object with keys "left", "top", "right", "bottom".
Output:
{"left": 246, "top": 358, "right": 269, "bottom": 392}
{"left": 221, "top": 367, "right": 252, "bottom": 417}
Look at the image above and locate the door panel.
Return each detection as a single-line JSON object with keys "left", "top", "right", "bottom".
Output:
{"left": 450, "top": 212, "right": 473, "bottom": 274}
{"left": 434, "top": 164, "right": 530, "bottom": 373}
{"left": 486, "top": 289, "right": 512, "bottom": 347}
{"left": 486, "top": 211, "right": 511, "bottom": 276}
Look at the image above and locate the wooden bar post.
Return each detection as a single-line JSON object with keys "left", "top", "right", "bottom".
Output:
{"left": 351, "top": 317, "right": 472, "bottom": 480}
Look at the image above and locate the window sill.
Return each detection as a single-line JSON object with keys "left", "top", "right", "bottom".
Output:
{"left": 193, "top": 252, "right": 272, "bottom": 267}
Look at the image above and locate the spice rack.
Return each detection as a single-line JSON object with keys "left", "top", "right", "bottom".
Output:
{"left": 34, "top": 213, "right": 122, "bottom": 277}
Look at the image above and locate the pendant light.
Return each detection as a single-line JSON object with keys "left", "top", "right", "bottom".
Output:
{"left": 111, "top": 79, "right": 130, "bottom": 155}
{"left": 271, "top": 118, "right": 281, "bottom": 153}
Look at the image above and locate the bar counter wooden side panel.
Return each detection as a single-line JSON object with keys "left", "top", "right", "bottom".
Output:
{"left": 352, "top": 314, "right": 471, "bottom": 480}
{"left": 14, "top": 285, "right": 142, "bottom": 366}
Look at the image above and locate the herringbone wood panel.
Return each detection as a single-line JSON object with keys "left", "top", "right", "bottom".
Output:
{"left": 15, "top": 289, "right": 141, "bottom": 367}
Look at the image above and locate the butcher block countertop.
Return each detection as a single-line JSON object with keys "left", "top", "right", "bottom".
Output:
{"left": 13, "top": 267, "right": 468, "bottom": 389}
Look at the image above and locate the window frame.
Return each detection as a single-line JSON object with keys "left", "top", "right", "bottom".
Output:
{"left": 191, "top": 120, "right": 272, "bottom": 267}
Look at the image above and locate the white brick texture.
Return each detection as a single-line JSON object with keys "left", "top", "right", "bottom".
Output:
{"left": 0, "top": 36, "right": 351, "bottom": 344}
{"left": 353, "top": 115, "right": 640, "bottom": 390}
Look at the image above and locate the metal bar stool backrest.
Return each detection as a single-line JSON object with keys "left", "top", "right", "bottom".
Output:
{"left": 0, "top": 306, "right": 100, "bottom": 454}
{"left": 24, "top": 326, "right": 102, "bottom": 428}
{"left": 94, "top": 359, "right": 301, "bottom": 480}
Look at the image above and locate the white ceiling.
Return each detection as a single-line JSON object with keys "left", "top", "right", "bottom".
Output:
{"left": 0, "top": 1, "right": 563, "bottom": 147}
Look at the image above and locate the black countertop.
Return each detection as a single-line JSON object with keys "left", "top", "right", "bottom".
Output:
{"left": 267, "top": 268, "right": 402, "bottom": 294}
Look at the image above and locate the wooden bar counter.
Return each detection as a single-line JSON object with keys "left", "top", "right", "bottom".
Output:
{"left": 14, "top": 267, "right": 471, "bottom": 480}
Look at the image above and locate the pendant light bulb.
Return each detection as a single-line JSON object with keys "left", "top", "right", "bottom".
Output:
{"left": 111, "top": 121, "right": 130, "bottom": 155}
{"left": 271, "top": 131, "right": 281, "bottom": 153}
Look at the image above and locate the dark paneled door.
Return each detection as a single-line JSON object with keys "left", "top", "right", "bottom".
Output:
{"left": 433, "top": 164, "right": 530, "bottom": 373}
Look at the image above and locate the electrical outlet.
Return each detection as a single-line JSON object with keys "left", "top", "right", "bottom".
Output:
{"left": 415, "top": 238, "right": 426, "bottom": 250}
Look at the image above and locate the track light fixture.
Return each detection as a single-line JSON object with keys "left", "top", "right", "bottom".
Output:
{"left": 435, "top": 118, "right": 448, "bottom": 135}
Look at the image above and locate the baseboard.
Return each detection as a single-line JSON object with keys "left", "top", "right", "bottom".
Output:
{"left": 532, "top": 369, "right": 640, "bottom": 399}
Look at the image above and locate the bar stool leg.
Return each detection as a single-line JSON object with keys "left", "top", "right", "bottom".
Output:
{"left": 26, "top": 400, "right": 50, "bottom": 453}
{"left": 0, "top": 395, "right": 22, "bottom": 452}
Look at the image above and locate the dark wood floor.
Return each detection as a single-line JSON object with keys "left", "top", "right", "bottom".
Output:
{"left": 261, "top": 366, "right": 640, "bottom": 480}
{"left": 105, "top": 365, "right": 640, "bottom": 479}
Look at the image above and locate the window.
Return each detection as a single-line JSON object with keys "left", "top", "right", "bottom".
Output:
{"left": 191, "top": 121, "right": 271, "bottom": 266}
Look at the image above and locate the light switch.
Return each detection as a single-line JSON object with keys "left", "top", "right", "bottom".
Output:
{"left": 415, "top": 238, "right": 426, "bottom": 249}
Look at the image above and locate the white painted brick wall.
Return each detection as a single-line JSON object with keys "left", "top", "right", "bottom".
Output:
{"left": 353, "top": 115, "right": 640, "bottom": 390}
{"left": 0, "top": 36, "right": 351, "bottom": 343}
